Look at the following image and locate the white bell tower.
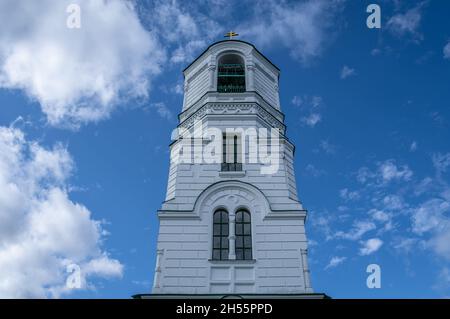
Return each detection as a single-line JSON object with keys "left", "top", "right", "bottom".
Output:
{"left": 145, "top": 38, "right": 325, "bottom": 298}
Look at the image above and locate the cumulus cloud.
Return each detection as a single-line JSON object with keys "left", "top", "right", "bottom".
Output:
{"left": 292, "top": 95, "right": 323, "bottom": 127}
{"left": 325, "top": 256, "right": 347, "bottom": 270}
{"left": 142, "top": 0, "right": 345, "bottom": 66}
{"left": 432, "top": 153, "right": 450, "bottom": 176}
{"left": 340, "top": 65, "right": 356, "bottom": 79}
{"left": 410, "top": 197, "right": 450, "bottom": 261}
{"left": 340, "top": 188, "right": 360, "bottom": 201}
{"left": 382, "top": 194, "right": 405, "bottom": 211}
{"left": 356, "top": 167, "right": 375, "bottom": 184}
{"left": 147, "top": 102, "right": 173, "bottom": 120}
{"left": 414, "top": 177, "right": 433, "bottom": 196}
{"left": 310, "top": 213, "right": 334, "bottom": 241}
{"left": 370, "top": 209, "right": 391, "bottom": 223}
{"left": 387, "top": 2, "right": 427, "bottom": 42}
{"left": 379, "top": 160, "right": 413, "bottom": 183}
{"left": 358, "top": 160, "right": 413, "bottom": 186}
{"left": 301, "top": 113, "right": 322, "bottom": 127}
{"left": 319, "top": 140, "right": 337, "bottom": 154}
{"left": 0, "top": 0, "right": 165, "bottom": 128}
{"left": 335, "top": 221, "right": 376, "bottom": 241}
{"left": 359, "top": 238, "right": 383, "bottom": 256}
{"left": 241, "top": 0, "right": 345, "bottom": 64}
{"left": 412, "top": 199, "right": 450, "bottom": 235}
{"left": 140, "top": 0, "right": 221, "bottom": 65}
{"left": 370, "top": 209, "right": 393, "bottom": 232}
{"left": 0, "top": 125, "right": 122, "bottom": 298}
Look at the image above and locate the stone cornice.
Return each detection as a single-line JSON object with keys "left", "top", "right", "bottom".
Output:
{"left": 178, "top": 102, "right": 286, "bottom": 133}
{"left": 180, "top": 91, "right": 284, "bottom": 122}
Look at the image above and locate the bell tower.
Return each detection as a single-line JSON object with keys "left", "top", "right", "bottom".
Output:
{"left": 141, "top": 38, "right": 326, "bottom": 299}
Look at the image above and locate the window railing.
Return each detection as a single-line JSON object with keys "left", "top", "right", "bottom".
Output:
{"left": 218, "top": 64, "right": 245, "bottom": 76}
{"left": 221, "top": 163, "right": 242, "bottom": 172}
{"left": 217, "top": 63, "right": 245, "bottom": 93}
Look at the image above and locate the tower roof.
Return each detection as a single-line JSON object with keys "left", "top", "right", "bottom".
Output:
{"left": 183, "top": 39, "right": 280, "bottom": 74}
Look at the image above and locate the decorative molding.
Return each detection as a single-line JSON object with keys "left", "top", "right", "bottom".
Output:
{"left": 180, "top": 91, "right": 284, "bottom": 122}
{"left": 179, "top": 102, "right": 285, "bottom": 132}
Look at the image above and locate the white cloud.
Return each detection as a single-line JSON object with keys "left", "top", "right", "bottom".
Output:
{"left": 150, "top": 0, "right": 200, "bottom": 44}
{"left": 291, "top": 95, "right": 303, "bottom": 107}
{"left": 430, "top": 230, "right": 450, "bottom": 261}
{"left": 0, "top": 0, "right": 165, "bottom": 128}
{"left": 359, "top": 238, "right": 383, "bottom": 256}
{"left": 143, "top": 0, "right": 222, "bottom": 65}
{"left": 340, "top": 65, "right": 356, "bottom": 79}
{"left": 310, "top": 213, "right": 333, "bottom": 241}
{"left": 172, "top": 83, "right": 184, "bottom": 95}
{"left": 146, "top": 0, "right": 345, "bottom": 67}
{"left": 356, "top": 160, "right": 412, "bottom": 186}
{"left": 411, "top": 198, "right": 450, "bottom": 260}
{"left": 414, "top": 177, "right": 433, "bottom": 195}
{"left": 340, "top": 188, "right": 360, "bottom": 201}
{"left": 0, "top": 125, "right": 122, "bottom": 298}
{"left": 412, "top": 199, "right": 450, "bottom": 235}
{"left": 410, "top": 141, "right": 418, "bottom": 152}
{"left": 387, "top": 2, "right": 426, "bottom": 41}
{"left": 170, "top": 40, "right": 206, "bottom": 64}
{"left": 382, "top": 194, "right": 405, "bottom": 211}
{"left": 393, "top": 237, "right": 420, "bottom": 254}
{"left": 148, "top": 102, "right": 173, "bottom": 120}
{"left": 319, "top": 140, "right": 337, "bottom": 154}
{"left": 240, "top": 0, "right": 345, "bottom": 64}
{"left": 325, "top": 256, "right": 347, "bottom": 270}
{"left": 370, "top": 209, "right": 393, "bottom": 232}
{"left": 301, "top": 113, "right": 322, "bottom": 127}
{"left": 444, "top": 41, "right": 450, "bottom": 60}
{"left": 370, "top": 209, "right": 390, "bottom": 223}
{"left": 432, "top": 153, "right": 450, "bottom": 176}
{"left": 295, "top": 95, "right": 323, "bottom": 127}
{"left": 335, "top": 221, "right": 376, "bottom": 241}
{"left": 378, "top": 160, "right": 413, "bottom": 183}
{"left": 356, "top": 167, "right": 375, "bottom": 184}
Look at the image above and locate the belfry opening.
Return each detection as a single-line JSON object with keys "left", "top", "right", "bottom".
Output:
{"left": 217, "top": 54, "right": 246, "bottom": 93}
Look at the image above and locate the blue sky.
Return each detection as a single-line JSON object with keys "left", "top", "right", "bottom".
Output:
{"left": 0, "top": 0, "right": 450, "bottom": 298}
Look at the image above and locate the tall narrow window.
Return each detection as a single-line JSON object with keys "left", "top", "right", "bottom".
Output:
{"left": 217, "top": 54, "right": 245, "bottom": 93}
{"left": 221, "top": 133, "right": 242, "bottom": 171}
{"left": 235, "top": 210, "right": 252, "bottom": 260}
{"left": 212, "top": 210, "right": 229, "bottom": 260}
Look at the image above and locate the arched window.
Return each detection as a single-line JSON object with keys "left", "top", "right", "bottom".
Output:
{"left": 217, "top": 54, "right": 245, "bottom": 93}
{"left": 212, "top": 210, "right": 229, "bottom": 260}
{"left": 235, "top": 210, "right": 252, "bottom": 260}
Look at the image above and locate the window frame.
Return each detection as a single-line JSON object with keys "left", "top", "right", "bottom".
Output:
{"left": 221, "top": 132, "right": 243, "bottom": 172}
{"left": 212, "top": 209, "right": 230, "bottom": 260}
{"left": 235, "top": 209, "right": 252, "bottom": 260}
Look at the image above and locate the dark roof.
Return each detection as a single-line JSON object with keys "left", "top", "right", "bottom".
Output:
{"left": 182, "top": 39, "right": 280, "bottom": 73}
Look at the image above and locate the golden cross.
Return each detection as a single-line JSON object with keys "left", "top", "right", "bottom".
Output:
{"left": 224, "top": 31, "right": 239, "bottom": 39}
